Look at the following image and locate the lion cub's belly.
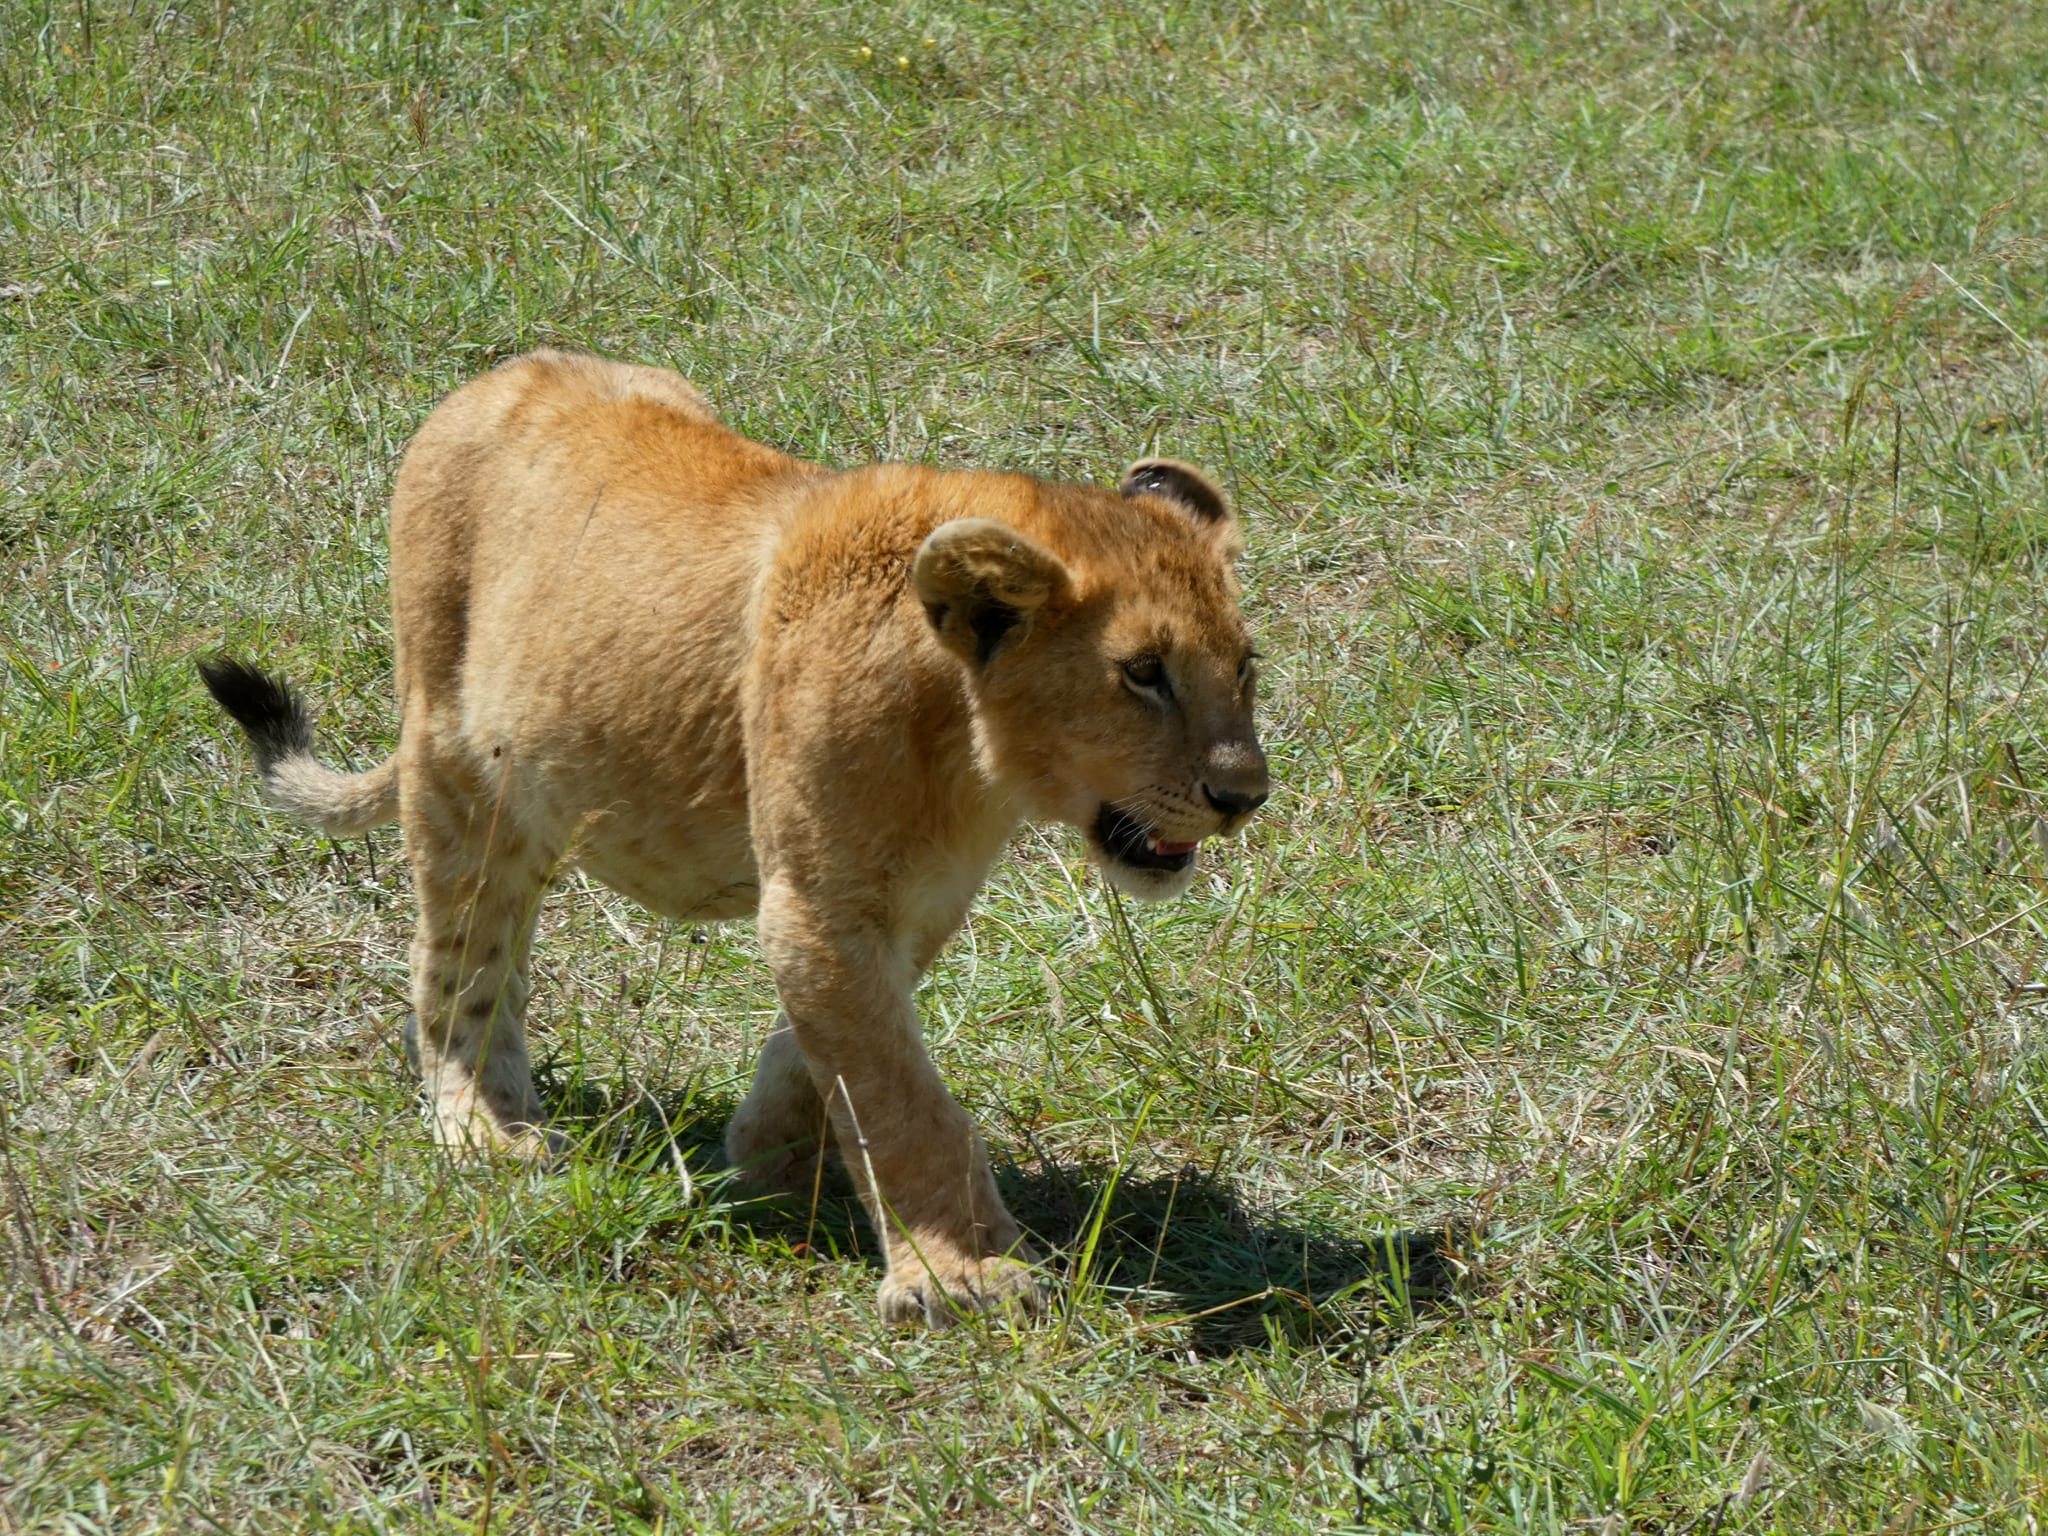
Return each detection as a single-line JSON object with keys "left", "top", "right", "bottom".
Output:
{"left": 573, "top": 813, "right": 760, "bottom": 923}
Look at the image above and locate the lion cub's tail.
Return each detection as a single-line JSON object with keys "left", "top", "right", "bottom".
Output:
{"left": 197, "top": 658, "right": 400, "bottom": 838}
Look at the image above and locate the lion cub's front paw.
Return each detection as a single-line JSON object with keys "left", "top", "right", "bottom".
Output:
{"left": 432, "top": 1108, "right": 564, "bottom": 1163}
{"left": 878, "top": 1250, "right": 1048, "bottom": 1329}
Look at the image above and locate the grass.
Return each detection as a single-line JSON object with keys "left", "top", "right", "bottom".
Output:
{"left": 3, "top": 0, "right": 2047, "bottom": 1528}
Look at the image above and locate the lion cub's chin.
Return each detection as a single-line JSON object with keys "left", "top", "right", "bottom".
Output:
{"left": 1083, "top": 802, "right": 1205, "bottom": 901}
{"left": 1091, "top": 847, "right": 1203, "bottom": 902}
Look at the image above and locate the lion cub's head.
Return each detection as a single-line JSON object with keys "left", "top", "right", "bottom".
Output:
{"left": 914, "top": 460, "right": 1270, "bottom": 901}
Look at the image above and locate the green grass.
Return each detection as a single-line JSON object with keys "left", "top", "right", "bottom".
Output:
{"left": 4, "top": 0, "right": 2047, "bottom": 1528}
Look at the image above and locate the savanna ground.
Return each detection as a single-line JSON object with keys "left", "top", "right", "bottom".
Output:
{"left": 4, "top": 1, "right": 2047, "bottom": 1529}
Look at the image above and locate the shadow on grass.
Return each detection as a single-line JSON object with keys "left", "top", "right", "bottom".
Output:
{"left": 998, "top": 1156, "right": 1474, "bottom": 1356}
{"left": 539, "top": 1064, "right": 735, "bottom": 1171}
{"left": 540, "top": 1067, "right": 1473, "bottom": 1355}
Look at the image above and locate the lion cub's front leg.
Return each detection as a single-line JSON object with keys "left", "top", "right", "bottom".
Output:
{"left": 756, "top": 881, "right": 1044, "bottom": 1327}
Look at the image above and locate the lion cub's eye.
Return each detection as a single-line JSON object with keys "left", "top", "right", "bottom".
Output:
{"left": 1121, "top": 655, "right": 1170, "bottom": 698}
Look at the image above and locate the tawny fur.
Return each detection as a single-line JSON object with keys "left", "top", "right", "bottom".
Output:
{"left": 202, "top": 349, "right": 1269, "bottom": 1327}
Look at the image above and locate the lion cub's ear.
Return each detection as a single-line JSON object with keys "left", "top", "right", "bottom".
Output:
{"left": 1120, "top": 458, "right": 1232, "bottom": 526}
{"left": 913, "top": 518, "right": 1071, "bottom": 668}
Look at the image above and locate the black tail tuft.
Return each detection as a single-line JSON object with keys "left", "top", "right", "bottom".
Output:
{"left": 196, "top": 656, "right": 314, "bottom": 770}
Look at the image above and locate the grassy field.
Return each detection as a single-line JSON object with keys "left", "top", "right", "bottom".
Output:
{"left": 4, "top": 0, "right": 2047, "bottom": 1528}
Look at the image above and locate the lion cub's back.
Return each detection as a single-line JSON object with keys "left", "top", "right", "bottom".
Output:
{"left": 382, "top": 351, "right": 806, "bottom": 909}
{"left": 387, "top": 349, "right": 794, "bottom": 697}
{"left": 498, "top": 347, "right": 718, "bottom": 423}
{"left": 392, "top": 349, "right": 740, "bottom": 550}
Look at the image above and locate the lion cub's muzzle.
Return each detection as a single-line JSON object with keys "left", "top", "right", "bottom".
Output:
{"left": 1200, "top": 738, "right": 1271, "bottom": 835}
{"left": 1090, "top": 738, "right": 1271, "bottom": 897}
{"left": 1096, "top": 803, "right": 1202, "bottom": 874}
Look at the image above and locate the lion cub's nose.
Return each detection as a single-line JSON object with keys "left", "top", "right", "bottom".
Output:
{"left": 1202, "top": 741, "right": 1270, "bottom": 823}
{"left": 1204, "top": 783, "right": 1269, "bottom": 819}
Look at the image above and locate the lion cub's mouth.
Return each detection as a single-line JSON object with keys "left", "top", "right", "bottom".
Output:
{"left": 1094, "top": 804, "right": 1199, "bottom": 873}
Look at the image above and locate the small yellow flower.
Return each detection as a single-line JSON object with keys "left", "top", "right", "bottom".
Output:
{"left": 923, "top": 36, "right": 936, "bottom": 47}
{"left": 857, "top": 44, "right": 872, "bottom": 60}
{"left": 897, "top": 54, "right": 911, "bottom": 69}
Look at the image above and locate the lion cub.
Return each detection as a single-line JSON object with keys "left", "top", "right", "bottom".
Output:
{"left": 201, "top": 350, "right": 1269, "bottom": 1325}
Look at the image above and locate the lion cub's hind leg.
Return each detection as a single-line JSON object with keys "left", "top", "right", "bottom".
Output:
{"left": 725, "top": 1020, "right": 835, "bottom": 1199}
{"left": 401, "top": 745, "right": 561, "bottom": 1158}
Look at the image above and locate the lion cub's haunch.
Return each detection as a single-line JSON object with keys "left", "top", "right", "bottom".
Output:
{"left": 200, "top": 350, "right": 1269, "bottom": 1326}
